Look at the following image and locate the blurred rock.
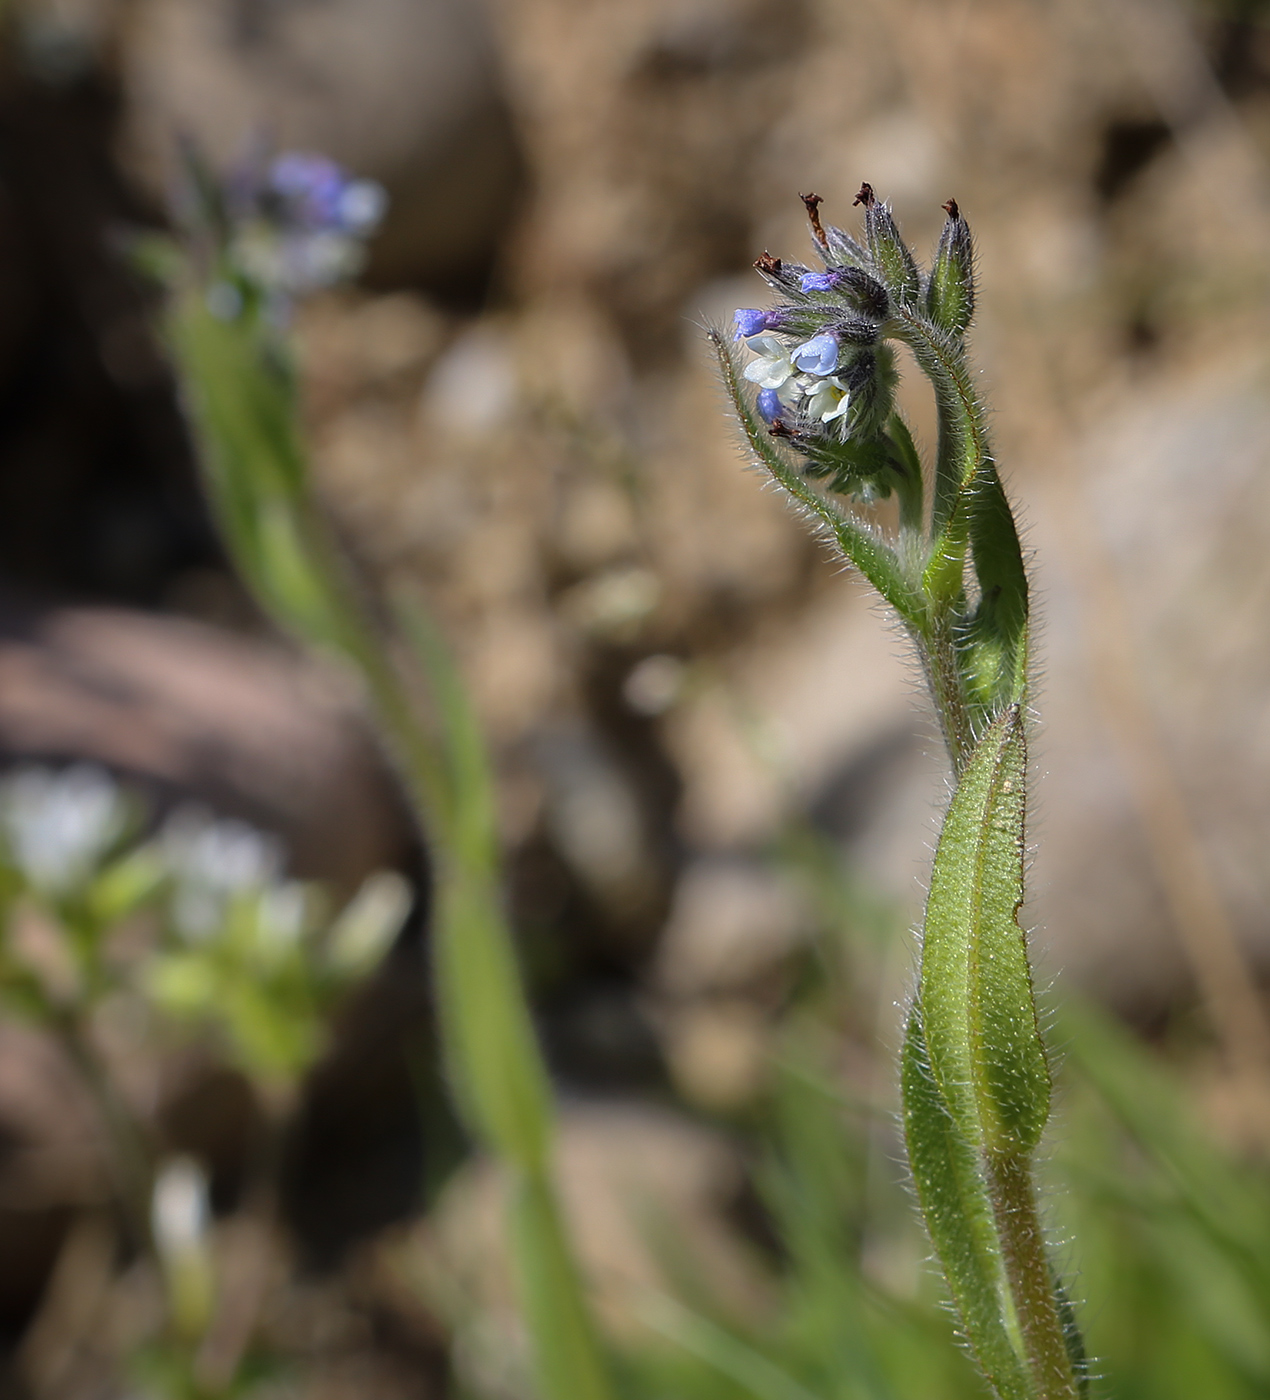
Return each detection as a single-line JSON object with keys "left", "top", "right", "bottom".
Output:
{"left": 116, "top": 0, "right": 524, "bottom": 293}
{"left": 0, "top": 593, "right": 416, "bottom": 888}
{"left": 0, "top": 1023, "right": 103, "bottom": 1341}
{"left": 652, "top": 858, "right": 808, "bottom": 998}
{"left": 1025, "top": 354, "right": 1270, "bottom": 1012}
{"left": 535, "top": 724, "right": 661, "bottom": 945}
{"left": 397, "top": 1100, "right": 770, "bottom": 1378}
{"left": 656, "top": 998, "right": 770, "bottom": 1110}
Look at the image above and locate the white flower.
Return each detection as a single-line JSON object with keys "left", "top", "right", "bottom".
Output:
{"left": 742, "top": 334, "right": 797, "bottom": 390}
{"left": 806, "top": 376, "right": 851, "bottom": 425}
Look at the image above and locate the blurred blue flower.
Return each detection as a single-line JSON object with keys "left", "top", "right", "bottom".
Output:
{"left": 268, "top": 153, "right": 386, "bottom": 236}
{"left": 756, "top": 387, "right": 784, "bottom": 423}
{"left": 185, "top": 147, "right": 390, "bottom": 307}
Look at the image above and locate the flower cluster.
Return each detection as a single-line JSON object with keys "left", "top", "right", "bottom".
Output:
{"left": 230, "top": 152, "right": 387, "bottom": 298}
{"left": 176, "top": 146, "right": 389, "bottom": 320}
{"left": 730, "top": 187, "right": 970, "bottom": 503}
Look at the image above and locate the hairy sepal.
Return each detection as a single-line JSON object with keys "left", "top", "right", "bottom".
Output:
{"left": 927, "top": 206, "right": 975, "bottom": 336}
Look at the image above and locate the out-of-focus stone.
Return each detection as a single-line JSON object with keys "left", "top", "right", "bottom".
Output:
{"left": 653, "top": 859, "right": 807, "bottom": 997}
{"left": 0, "top": 594, "right": 415, "bottom": 889}
{"left": 1024, "top": 354, "right": 1270, "bottom": 1010}
{"left": 398, "top": 1100, "right": 770, "bottom": 1373}
{"left": 656, "top": 998, "right": 770, "bottom": 1109}
{"left": 116, "top": 0, "right": 522, "bottom": 289}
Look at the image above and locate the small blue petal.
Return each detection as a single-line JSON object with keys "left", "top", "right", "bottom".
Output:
{"left": 799, "top": 271, "right": 838, "bottom": 293}
{"left": 756, "top": 388, "right": 784, "bottom": 423}
{"left": 793, "top": 333, "right": 839, "bottom": 375}
{"left": 338, "top": 180, "right": 388, "bottom": 234}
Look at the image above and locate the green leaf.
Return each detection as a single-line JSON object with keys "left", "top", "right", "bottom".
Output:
{"left": 511, "top": 1172, "right": 618, "bottom": 1400}
{"left": 916, "top": 705, "right": 1049, "bottom": 1156}
{"left": 891, "top": 305, "right": 1028, "bottom": 712}
{"left": 902, "top": 1007, "right": 1032, "bottom": 1400}
{"left": 85, "top": 846, "right": 167, "bottom": 927}
{"left": 961, "top": 471, "right": 1029, "bottom": 711}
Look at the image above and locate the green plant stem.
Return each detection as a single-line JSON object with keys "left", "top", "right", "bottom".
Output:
{"left": 983, "top": 1151, "right": 1080, "bottom": 1400}
{"left": 889, "top": 308, "right": 988, "bottom": 539}
{"left": 920, "top": 615, "right": 976, "bottom": 778}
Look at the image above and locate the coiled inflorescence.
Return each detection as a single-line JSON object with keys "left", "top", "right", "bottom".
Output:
{"left": 732, "top": 184, "right": 972, "bottom": 503}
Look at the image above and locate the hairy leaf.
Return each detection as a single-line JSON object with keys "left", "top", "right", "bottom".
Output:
{"left": 917, "top": 705, "right": 1049, "bottom": 1156}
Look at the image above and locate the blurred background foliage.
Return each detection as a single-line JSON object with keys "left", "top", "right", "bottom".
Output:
{"left": 0, "top": 0, "right": 1267, "bottom": 1396}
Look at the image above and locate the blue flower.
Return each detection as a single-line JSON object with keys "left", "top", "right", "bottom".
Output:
{"left": 799, "top": 270, "right": 841, "bottom": 293}
{"left": 793, "top": 333, "right": 839, "bottom": 375}
{"left": 756, "top": 388, "right": 784, "bottom": 423}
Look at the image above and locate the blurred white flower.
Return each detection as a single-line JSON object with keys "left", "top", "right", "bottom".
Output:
{"left": 255, "top": 880, "right": 308, "bottom": 956}
{"left": 151, "top": 1155, "right": 210, "bottom": 1259}
{"left": 0, "top": 764, "right": 126, "bottom": 895}
{"left": 327, "top": 870, "right": 411, "bottom": 975}
{"left": 161, "top": 806, "right": 281, "bottom": 941}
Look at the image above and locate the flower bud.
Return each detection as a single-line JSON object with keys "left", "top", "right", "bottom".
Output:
{"left": 855, "top": 183, "right": 920, "bottom": 308}
{"left": 753, "top": 253, "right": 812, "bottom": 292}
{"left": 798, "top": 266, "right": 889, "bottom": 320}
{"left": 824, "top": 224, "right": 869, "bottom": 269}
{"left": 732, "top": 307, "right": 785, "bottom": 340}
{"left": 756, "top": 387, "right": 784, "bottom": 423}
{"left": 926, "top": 198, "right": 975, "bottom": 336}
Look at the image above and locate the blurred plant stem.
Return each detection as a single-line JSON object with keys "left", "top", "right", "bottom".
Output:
{"left": 166, "top": 284, "right": 617, "bottom": 1400}
{"left": 55, "top": 1009, "right": 155, "bottom": 1253}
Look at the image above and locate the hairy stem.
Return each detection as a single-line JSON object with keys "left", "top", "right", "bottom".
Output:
{"left": 889, "top": 307, "right": 989, "bottom": 538}
{"left": 921, "top": 615, "right": 977, "bottom": 777}
{"left": 984, "top": 1151, "right": 1081, "bottom": 1400}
